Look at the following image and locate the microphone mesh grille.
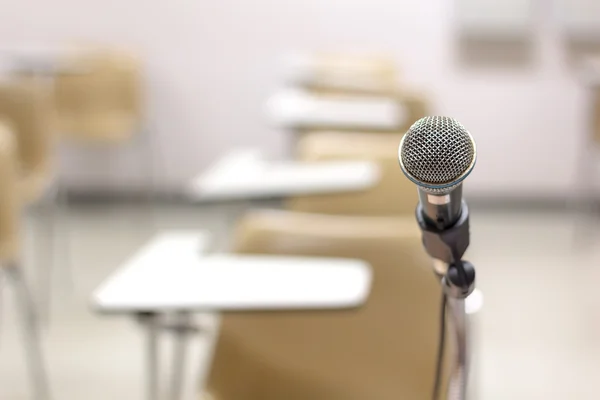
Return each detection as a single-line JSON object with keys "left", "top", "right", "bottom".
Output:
{"left": 400, "top": 116, "right": 475, "bottom": 185}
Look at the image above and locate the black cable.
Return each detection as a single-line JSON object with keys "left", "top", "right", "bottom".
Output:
{"left": 432, "top": 291, "right": 447, "bottom": 400}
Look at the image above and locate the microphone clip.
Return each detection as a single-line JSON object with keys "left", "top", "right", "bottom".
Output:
{"left": 416, "top": 201, "right": 475, "bottom": 298}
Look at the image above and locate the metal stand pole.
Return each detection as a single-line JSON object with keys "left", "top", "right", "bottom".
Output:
{"left": 416, "top": 202, "right": 475, "bottom": 400}
{"left": 445, "top": 296, "right": 468, "bottom": 400}
{"left": 432, "top": 263, "right": 473, "bottom": 400}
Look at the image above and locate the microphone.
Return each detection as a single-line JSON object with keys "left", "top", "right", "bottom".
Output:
{"left": 398, "top": 116, "right": 476, "bottom": 230}
{"left": 398, "top": 117, "right": 478, "bottom": 400}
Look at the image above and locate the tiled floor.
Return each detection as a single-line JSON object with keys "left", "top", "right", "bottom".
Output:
{"left": 0, "top": 203, "right": 599, "bottom": 399}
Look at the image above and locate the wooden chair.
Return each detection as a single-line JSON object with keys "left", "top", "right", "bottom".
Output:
{"left": 285, "top": 131, "right": 417, "bottom": 215}
{"left": 204, "top": 209, "right": 452, "bottom": 400}
{"left": 0, "top": 122, "right": 51, "bottom": 399}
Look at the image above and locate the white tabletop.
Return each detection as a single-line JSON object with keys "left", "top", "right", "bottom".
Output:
{"left": 92, "top": 231, "right": 372, "bottom": 313}
{"left": 186, "top": 148, "right": 379, "bottom": 201}
{"left": 265, "top": 88, "right": 404, "bottom": 130}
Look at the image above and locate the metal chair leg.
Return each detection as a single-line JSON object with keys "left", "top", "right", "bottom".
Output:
{"left": 5, "top": 263, "right": 51, "bottom": 400}
{"left": 35, "top": 181, "right": 73, "bottom": 327}
{"left": 140, "top": 126, "right": 158, "bottom": 232}
{"left": 0, "top": 272, "right": 4, "bottom": 348}
{"left": 34, "top": 195, "right": 56, "bottom": 328}
{"left": 53, "top": 183, "right": 74, "bottom": 293}
{"left": 573, "top": 87, "right": 599, "bottom": 247}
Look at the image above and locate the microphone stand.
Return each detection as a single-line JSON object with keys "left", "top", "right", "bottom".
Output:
{"left": 416, "top": 201, "right": 476, "bottom": 400}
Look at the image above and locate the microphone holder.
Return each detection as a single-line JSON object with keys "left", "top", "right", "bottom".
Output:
{"left": 416, "top": 201, "right": 475, "bottom": 400}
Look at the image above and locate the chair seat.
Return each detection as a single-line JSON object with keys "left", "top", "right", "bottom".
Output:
{"left": 206, "top": 210, "right": 451, "bottom": 400}
{"left": 58, "top": 112, "right": 139, "bottom": 144}
{"left": 205, "top": 332, "right": 414, "bottom": 400}
{"left": 209, "top": 310, "right": 430, "bottom": 400}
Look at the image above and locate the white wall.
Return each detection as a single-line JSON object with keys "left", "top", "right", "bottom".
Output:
{"left": 0, "top": 0, "right": 590, "bottom": 197}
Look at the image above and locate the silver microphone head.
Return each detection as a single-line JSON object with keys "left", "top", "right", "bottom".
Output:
{"left": 398, "top": 116, "right": 476, "bottom": 194}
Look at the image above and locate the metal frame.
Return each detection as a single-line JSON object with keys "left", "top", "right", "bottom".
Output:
{"left": 445, "top": 296, "right": 469, "bottom": 400}
{"left": 1, "top": 263, "right": 51, "bottom": 400}
{"left": 417, "top": 201, "right": 474, "bottom": 400}
{"left": 136, "top": 311, "right": 206, "bottom": 400}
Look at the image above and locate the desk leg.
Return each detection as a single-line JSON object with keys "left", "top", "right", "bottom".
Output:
{"left": 139, "top": 313, "right": 161, "bottom": 400}
{"left": 169, "top": 312, "right": 189, "bottom": 400}
{"left": 168, "top": 312, "right": 209, "bottom": 400}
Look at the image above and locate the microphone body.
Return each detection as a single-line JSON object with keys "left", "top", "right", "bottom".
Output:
{"left": 417, "top": 184, "right": 463, "bottom": 230}
{"left": 398, "top": 116, "right": 476, "bottom": 231}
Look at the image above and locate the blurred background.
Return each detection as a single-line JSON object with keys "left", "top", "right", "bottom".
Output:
{"left": 0, "top": 1, "right": 599, "bottom": 400}
{"left": 0, "top": 0, "right": 588, "bottom": 197}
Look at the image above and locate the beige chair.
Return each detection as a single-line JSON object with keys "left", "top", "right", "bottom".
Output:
{"left": 285, "top": 131, "right": 418, "bottom": 215}
{"left": 205, "top": 209, "right": 452, "bottom": 400}
{"left": 0, "top": 122, "right": 51, "bottom": 400}
{"left": 0, "top": 76, "right": 62, "bottom": 316}
{"left": 53, "top": 49, "right": 143, "bottom": 143}
{"left": 52, "top": 48, "right": 156, "bottom": 213}
{"left": 0, "top": 77, "right": 63, "bottom": 321}
{"left": 0, "top": 77, "right": 57, "bottom": 204}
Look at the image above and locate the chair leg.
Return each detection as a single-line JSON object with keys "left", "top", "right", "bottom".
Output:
{"left": 573, "top": 88, "right": 599, "bottom": 247}
{"left": 572, "top": 145, "right": 596, "bottom": 247}
{"left": 141, "top": 126, "right": 158, "bottom": 231}
{"left": 53, "top": 183, "right": 74, "bottom": 293}
{"left": 0, "top": 273, "right": 4, "bottom": 349}
{"left": 35, "top": 182, "right": 73, "bottom": 327}
{"left": 34, "top": 196, "right": 56, "bottom": 328}
{"left": 5, "top": 263, "right": 51, "bottom": 400}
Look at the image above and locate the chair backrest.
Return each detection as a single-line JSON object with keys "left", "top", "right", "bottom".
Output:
{"left": 0, "top": 122, "right": 22, "bottom": 262}
{"left": 205, "top": 210, "right": 452, "bottom": 400}
{"left": 0, "top": 77, "right": 56, "bottom": 179}
{"left": 53, "top": 49, "right": 142, "bottom": 141}
{"left": 282, "top": 53, "right": 398, "bottom": 95}
{"left": 286, "top": 131, "right": 417, "bottom": 215}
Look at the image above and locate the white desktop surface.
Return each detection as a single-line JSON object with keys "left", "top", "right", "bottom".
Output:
{"left": 187, "top": 148, "right": 379, "bottom": 201}
{"left": 92, "top": 231, "right": 372, "bottom": 313}
{"left": 266, "top": 88, "right": 404, "bottom": 129}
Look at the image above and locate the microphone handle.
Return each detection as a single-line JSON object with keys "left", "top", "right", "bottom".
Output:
{"left": 417, "top": 184, "right": 463, "bottom": 230}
